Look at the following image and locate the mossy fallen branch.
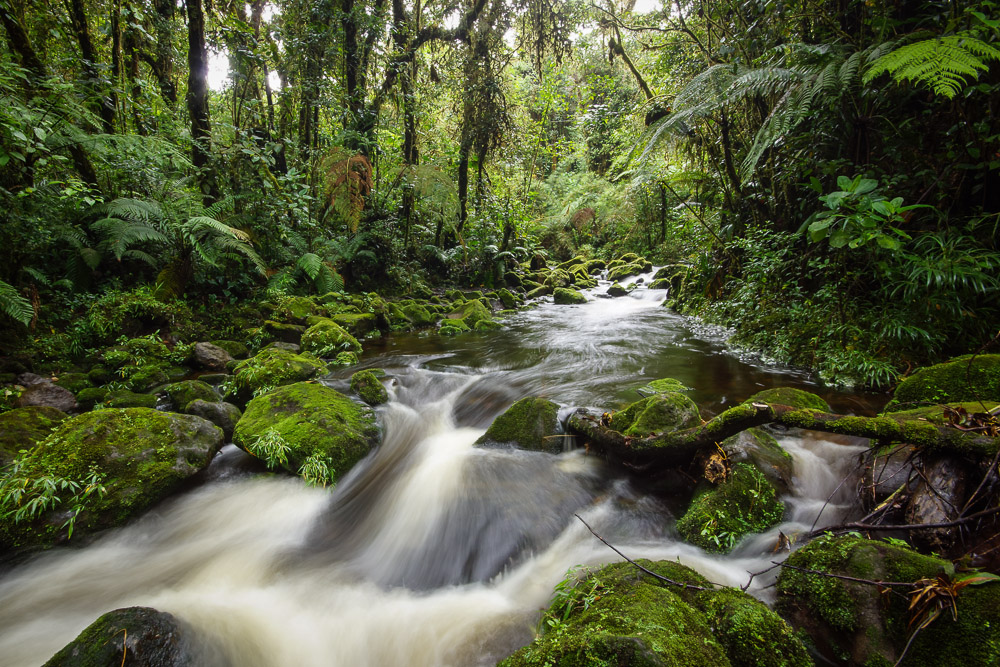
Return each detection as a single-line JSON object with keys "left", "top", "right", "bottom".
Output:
{"left": 567, "top": 402, "right": 999, "bottom": 468}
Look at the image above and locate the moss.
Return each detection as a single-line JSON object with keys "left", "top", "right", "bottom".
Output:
{"left": 887, "top": 402, "right": 1000, "bottom": 425}
{"left": 209, "top": 340, "right": 249, "bottom": 359}
{"left": 499, "top": 560, "right": 729, "bottom": 667}
{"left": 229, "top": 348, "right": 329, "bottom": 402}
{"left": 53, "top": 373, "right": 92, "bottom": 394}
{"left": 607, "top": 263, "right": 644, "bottom": 282}
{"left": 722, "top": 427, "right": 793, "bottom": 495}
{"left": 696, "top": 588, "right": 811, "bottom": 667}
{"left": 607, "top": 282, "right": 628, "bottom": 297}
{"left": 76, "top": 386, "right": 110, "bottom": 411}
{"left": 276, "top": 295, "right": 317, "bottom": 322}
{"left": 233, "top": 382, "right": 378, "bottom": 481}
{"left": 126, "top": 364, "right": 170, "bottom": 392}
{"left": 331, "top": 312, "right": 378, "bottom": 337}
{"left": 475, "top": 397, "right": 562, "bottom": 452}
{"left": 439, "top": 320, "right": 471, "bottom": 336}
{"left": 498, "top": 288, "right": 519, "bottom": 310}
{"left": 299, "top": 318, "right": 362, "bottom": 356}
{"left": 0, "top": 406, "right": 68, "bottom": 465}
{"left": 553, "top": 287, "right": 588, "bottom": 305}
{"left": 774, "top": 534, "right": 995, "bottom": 666}
{"left": 888, "top": 354, "right": 1000, "bottom": 409}
{"left": 401, "top": 303, "right": 438, "bottom": 328}
{"left": 745, "top": 387, "right": 830, "bottom": 412}
{"left": 449, "top": 299, "right": 493, "bottom": 326}
{"left": 543, "top": 268, "right": 574, "bottom": 288}
{"left": 1, "top": 408, "right": 223, "bottom": 550}
{"left": 162, "top": 380, "right": 220, "bottom": 411}
{"left": 642, "top": 378, "right": 692, "bottom": 394}
{"left": 42, "top": 606, "right": 195, "bottom": 667}
{"left": 103, "top": 389, "right": 158, "bottom": 409}
{"left": 87, "top": 365, "right": 112, "bottom": 385}
{"left": 626, "top": 393, "right": 702, "bottom": 437}
{"left": 676, "top": 463, "right": 784, "bottom": 553}
{"left": 557, "top": 256, "right": 586, "bottom": 269}
{"left": 262, "top": 320, "right": 306, "bottom": 344}
{"left": 350, "top": 369, "right": 388, "bottom": 405}
{"left": 474, "top": 319, "right": 503, "bottom": 331}
{"left": 334, "top": 351, "right": 360, "bottom": 366}
{"left": 648, "top": 278, "right": 671, "bottom": 290}
{"left": 526, "top": 285, "right": 553, "bottom": 299}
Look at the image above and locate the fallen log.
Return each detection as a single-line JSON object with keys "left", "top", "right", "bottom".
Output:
{"left": 567, "top": 402, "right": 999, "bottom": 468}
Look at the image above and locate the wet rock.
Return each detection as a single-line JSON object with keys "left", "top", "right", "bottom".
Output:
{"left": 610, "top": 391, "right": 701, "bottom": 437}
{"left": 17, "top": 372, "right": 48, "bottom": 386}
{"left": 192, "top": 342, "right": 232, "bottom": 371}
{"left": 553, "top": 287, "right": 587, "bottom": 305}
{"left": 0, "top": 406, "right": 67, "bottom": 466}
{"left": 209, "top": 340, "right": 249, "bottom": 359}
{"left": 0, "top": 408, "right": 223, "bottom": 551}
{"left": 675, "top": 462, "right": 784, "bottom": 553}
{"left": 264, "top": 341, "right": 301, "bottom": 353}
{"left": 350, "top": 369, "right": 388, "bottom": 405}
{"left": 161, "top": 380, "right": 220, "bottom": 411}
{"left": 185, "top": 399, "right": 242, "bottom": 441}
{"left": 43, "top": 606, "right": 197, "bottom": 667}
{"left": 17, "top": 381, "right": 78, "bottom": 413}
{"left": 777, "top": 533, "right": 1000, "bottom": 666}
{"left": 475, "top": 397, "right": 562, "bottom": 453}
{"left": 606, "top": 282, "right": 628, "bottom": 297}
{"left": 227, "top": 348, "right": 328, "bottom": 406}
{"left": 400, "top": 303, "right": 437, "bottom": 328}
{"left": 905, "top": 456, "right": 968, "bottom": 553}
{"left": 721, "top": 427, "right": 794, "bottom": 495}
{"left": 233, "top": 381, "right": 378, "bottom": 482}
{"left": 745, "top": 387, "right": 830, "bottom": 412}
{"left": 861, "top": 444, "right": 917, "bottom": 513}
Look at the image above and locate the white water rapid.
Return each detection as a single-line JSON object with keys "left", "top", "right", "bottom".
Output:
{"left": 0, "top": 272, "right": 871, "bottom": 666}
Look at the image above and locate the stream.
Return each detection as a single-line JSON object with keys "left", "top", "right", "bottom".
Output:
{"left": 0, "top": 272, "right": 876, "bottom": 666}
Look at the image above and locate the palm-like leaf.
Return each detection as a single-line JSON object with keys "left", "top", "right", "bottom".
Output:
{"left": 864, "top": 33, "right": 1000, "bottom": 99}
{"left": 0, "top": 279, "right": 33, "bottom": 326}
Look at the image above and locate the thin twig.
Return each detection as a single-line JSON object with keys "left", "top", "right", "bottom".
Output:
{"left": 574, "top": 514, "right": 710, "bottom": 591}
{"left": 741, "top": 561, "right": 783, "bottom": 592}
{"left": 960, "top": 446, "right": 1000, "bottom": 517}
{"left": 809, "top": 505, "right": 1000, "bottom": 537}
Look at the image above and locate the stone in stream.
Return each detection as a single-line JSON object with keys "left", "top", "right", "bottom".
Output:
{"left": 553, "top": 287, "right": 587, "bottom": 305}
{"left": 474, "top": 397, "right": 563, "bottom": 453}
{"left": 226, "top": 347, "right": 329, "bottom": 406}
{"left": 42, "top": 607, "right": 199, "bottom": 667}
{"left": 499, "top": 560, "right": 810, "bottom": 667}
{"left": 0, "top": 408, "right": 223, "bottom": 552}
{"left": 350, "top": 369, "right": 388, "bottom": 405}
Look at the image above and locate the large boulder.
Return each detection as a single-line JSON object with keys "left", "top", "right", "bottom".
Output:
{"left": 233, "top": 382, "right": 378, "bottom": 483}
{"left": 777, "top": 533, "right": 1000, "bottom": 666}
{"left": 227, "top": 348, "right": 329, "bottom": 405}
{"left": 475, "top": 397, "right": 562, "bottom": 453}
{"left": 553, "top": 287, "right": 587, "bottom": 305}
{"left": 888, "top": 354, "right": 1000, "bottom": 410}
{"left": 675, "top": 462, "right": 784, "bottom": 553}
{"left": 43, "top": 607, "right": 197, "bottom": 667}
{"left": 0, "top": 406, "right": 68, "bottom": 466}
{"left": 446, "top": 299, "right": 493, "bottom": 328}
{"left": 0, "top": 408, "right": 223, "bottom": 551}
{"left": 17, "top": 381, "right": 78, "bottom": 413}
{"left": 499, "top": 560, "right": 809, "bottom": 667}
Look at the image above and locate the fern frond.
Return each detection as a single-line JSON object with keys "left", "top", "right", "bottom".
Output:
{"left": 100, "top": 198, "right": 163, "bottom": 222}
{"left": 121, "top": 249, "right": 159, "bottom": 266}
{"left": 22, "top": 266, "right": 50, "bottom": 285}
{"left": 0, "top": 279, "right": 33, "bottom": 326}
{"left": 864, "top": 33, "right": 1000, "bottom": 99}
{"left": 297, "top": 252, "right": 323, "bottom": 280}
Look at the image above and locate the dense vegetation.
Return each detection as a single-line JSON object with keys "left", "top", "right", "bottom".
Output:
{"left": 1, "top": 0, "right": 998, "bottom": 387}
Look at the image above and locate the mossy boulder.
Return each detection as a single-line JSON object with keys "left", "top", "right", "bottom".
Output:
{"left": 350, "top": 369, "right": 388, "bottom": 405}
{"left": 474, "top": 319, "right": 503, "bottom": 331}
{"left": 228, "top": 348, "right": 329, "bottom": 405}
{"left": 185, "top": 399, "right": 242, "bottom": 441}
{"left": 331, "top": 312, "right": 378, "bottom": 337}
{"left": 42, "top": 606, "right": 197, "bottom": 667}
{"left": 401, "top": 303, "right": 439, "bottom": 328}
{"left": 233, "top": 382, "right": 378, "bottom": 481}
{"left": 275, "top": 295, "right": 318, "bottom": 323}
{"left": 526, "top": 285, "right": 553, "bottom": 299}
{"left": 1, "top": 408, "right": 223, "bottom": 551}
{"left": 676, "top": 462, "right": 784, "bottom": 553}
{"left": 209, "top": 340, "right": 249, "bottom": 359}
{"left": 104, "top": 389, "right": 158, "bottom": 409}
{"left": 695, "top": 587, "right": 811, "bottom": 667}
{"left": 498, "top": 560, "right": 730, "bottom": 667}
{"left": 607, "top": 263, "right": 644, "bottom": 282}
{"left": 298, "top": 318, "right": 362, "bottom": 357}
{"left": 610, "top": 392, "right": 702, "bottom": 437}
{"left": 447, "top": 299, "right": 493, "bottom": 327}
{"left": 161, "top": 380, "right": 220, "bottom": 411}
{"left": 721, "top": 427, "right": 794, "bottom": 495}
{"left": 53, "top": 373, "right": 92, "bottom": 394}
{"left": 76, "top": 386, "right": 110, "bottom": 411}
{"left": 542, "top": 268, "right": 574, "bottom": 289}
{"left": 262, "top": 320, "right": 306, "bottom": 344}
{"left": 888, "top": 354, "right": 1000, "bottom": 410}
{"left": 776, "top": 533, "right": 1000, "bottom": 666}
{"left": 746, "top": 387, "right": 831, "bottom": 412}
{"left": 606, "top": 282, "right": 628, "bottom": 297}
{"left": 439, "top": 320, "right": 471, "bottom": 336}
{"left": 498, "top": 288, "right": 519, "bottom": 310}
{"left": 475, "top": 397, "right": 562, "bottom": 453}
{"left": 0, "top": 406, "right": 68, "bottom": 466}
{"left": 648, "top": 278, "right": 671, "bottom": 290}
{"left": 553, "top": 287, "right": 587, "bottom": 305}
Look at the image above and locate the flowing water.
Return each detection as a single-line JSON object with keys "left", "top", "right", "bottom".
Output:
{"left": 0, "top": 272, "right": 877, "bottom": 666}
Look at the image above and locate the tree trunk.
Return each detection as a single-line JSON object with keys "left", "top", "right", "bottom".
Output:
{"left": 65, "top": 0, "right": 115, "bottom": 133}
{"left": 185, "top": 0, "right": 218, "bottom": 201}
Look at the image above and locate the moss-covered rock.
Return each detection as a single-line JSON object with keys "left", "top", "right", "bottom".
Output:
{"left": 695, "top": 588, "right": 811, "bottom": 667}
{"left": 75, "top": 386, "right": 110, "bottom": 411}
{"left": 776, "top": 533, "right": 1000, "bottom": 666}
{"left": 0, "top": 406, "right": 68, "bottom": 466}
{"left": 209, "top": 340, "right": 250, "bottom": 359}
{"left": 526, "top": 285, "right": 553, "bottom": 299}
{"left": 447, "top": 299, "right": 493, "bottom": 327}
{"left": 53, "top": 373, "right": 92, "bottom": 394}
{"left": 474, "top": 319, "right": 503, "bottom": 331}
{"left": 232, "top": 382, "right": 378, "bottom": 481}
{"left": 746, "top": 387, "right": 831, "bottom": 412}
{"left": 333, "top": 351, "right": 360, "bottom": 366}
{"left": 42, "top": 606, "right": 197, "bottom": 667}
{"left": 606, "top": 282, "right": 628, "bottom": 297}
{"left": 721, "top": 427, "right": 794, "bottom": 495}
{"left": 331, "top": 312, "right": 378, "bottom": 337}
{"left": 350, "top": 369, "right": 388, "bottom": 405}
{"left": 498, "top": 288, "right": 519, "bottom": 310}
{"left": 676, "top": 462, "right": 784, "bottom": 553}
{"left": 648, "top": 278, "right": 671, "bottom": 290}
{"left": 275, "top": 295, "right": 317, "bottom": 323}
{"left": 543, "top": 268, "right": 574, "bottom": 289}
{"left": 475, "top": 397, "right": 562, "bottom": 453}
{"left": 1, "top": 408, "right": 223, "bottom": 550}
{"left": 185, "top": 399, "right": 242, "bottom": 441}
{"left": 124, "top": 365, "right": 170, "bottom": 392}
{"left": 608, "top": 263, "right": 644, "bottom": 282}
{"left": 299, "top": 318, "right": 362, "bottom": 357}
{"left": 228, "top": 348, "right": 329, "bottom": 405}
{"left": 553, "top": 287, "right": 588, "bottom": 305}
{"left": 498, "top": 560, "right": 730, "bottom": 667}
{"left": 103, "top": 389, "right": 158, "bottom": 409}
{"left": 401, "top": 303, "right": 438, "bottom": 328}
{"left": 161, "top": 380, "right": 220, "bottom": 411}
{"left": 610, "top": 392, "right": 702, "bottom": 437}
{"left": 888, "top": 354, "right": 1000, "bottom": 409}
{"left": 439, "top": 320, "right": 471, "bottom": 336}
{"left": 262, "top": 320, "right": 306, "bottom": 344}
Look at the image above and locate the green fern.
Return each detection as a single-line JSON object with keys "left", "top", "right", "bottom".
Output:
{"left": 864, "top": 33, "right": 1000, "bottom": 99}
{"left": 0, "top": 279, "right": 33, "bottom": 326}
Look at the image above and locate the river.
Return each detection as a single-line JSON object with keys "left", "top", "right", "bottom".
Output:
{"left": 0, "top": 273, "right": 874, "bottom": 665}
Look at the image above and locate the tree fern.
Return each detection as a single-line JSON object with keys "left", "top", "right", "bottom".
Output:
{"left": 0, "top": 279, "right": 33, "bottom": 326}
{"left": 864, "top": 33, "right": 1000, "bottom": 99}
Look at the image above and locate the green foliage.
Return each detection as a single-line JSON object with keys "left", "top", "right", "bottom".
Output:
{"left": 298, "top": 451, "right": 335, "bottom": 488}
{"left": 865, "top": 33, "right": 1000, "bottom": 99}
{"left": 246, "top": 428, "right": 292, "bottom": 469}
{"left": 0, "top": 279, "right": 33, "bottom": 326}
{"left": 0, "top": 459, "right": 107, "bottom": 539}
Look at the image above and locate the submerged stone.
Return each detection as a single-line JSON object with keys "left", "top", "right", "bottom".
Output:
{"left": 233, "top": 382, "right": 378, "bottom": 481}
{"left": 475, "top": 397, "right": 562, "bottom": 453}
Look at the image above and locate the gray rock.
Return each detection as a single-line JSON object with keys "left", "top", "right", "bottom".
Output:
{"left": 17, "top": 372, "right": 48, "bottom": 386}
{"left": 186, "top": 399, "right": 242, "bottom": 441}
{"left": 17, "top": 381, "right": 78, "bottom": 412}
{"left": 906, "top": 456, "right": 968, "bottom": 552}
{"left": 264, "top": 341, "right": 301, "bottom": 353}
{"left": 192, "top": 342, "right": 233, "bottom": 371}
